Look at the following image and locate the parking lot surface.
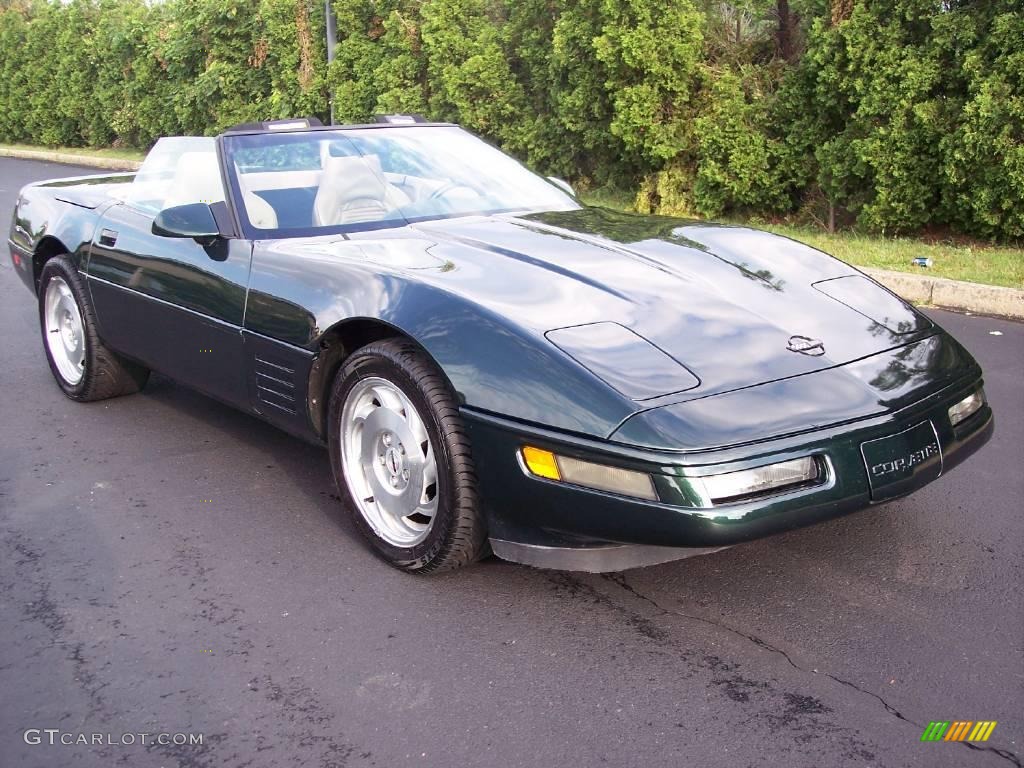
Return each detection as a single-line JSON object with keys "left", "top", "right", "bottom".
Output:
{"left": 1, "top": 157, "right": 1021, "bottom": 767}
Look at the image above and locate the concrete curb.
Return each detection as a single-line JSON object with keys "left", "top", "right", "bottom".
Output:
{"left": 0, "top": 147, "right": 141, "bottom": 171}
{"left": 862, "top": 268, "right": 1024, "bottom": 321}
{"left": 3, "top": 146, "right": 1021, "bottom": 320}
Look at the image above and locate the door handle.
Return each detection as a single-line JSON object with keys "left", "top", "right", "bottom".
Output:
{"left": 98, "top": 229, "right": 118, "bottom": 247}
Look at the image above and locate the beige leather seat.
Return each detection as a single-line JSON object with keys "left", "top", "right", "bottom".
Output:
{"left": 313, "top": 154, "right": 408, "bottom": 226}
{"left": 231, "top": 161, "right": 279, "bottom": 229}
{"left": 242, "top": 189, "right": 278, "bottom": 229}
{"left": 162, "top": 152, "right": 225, "bottom": 209}
{"left": 162, "top": 152, "right": 278, "bottom": 229}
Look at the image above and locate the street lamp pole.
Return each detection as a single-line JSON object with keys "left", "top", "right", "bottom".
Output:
{"left": 325, "top": 0, "right": 337, "bottom": 125}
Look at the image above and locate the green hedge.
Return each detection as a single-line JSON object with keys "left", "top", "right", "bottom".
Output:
{"left": 0, "top": 0, "right": 1020, "bottom": 239}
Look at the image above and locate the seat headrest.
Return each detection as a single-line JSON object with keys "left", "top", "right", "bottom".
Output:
{"left": 314, "top": 154, "right": 390, "bottom": 226}
{"left": 323, "top": 155, "right": 387, "bottom": 202}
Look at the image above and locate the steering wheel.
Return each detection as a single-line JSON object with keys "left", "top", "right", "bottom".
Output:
{"left": 428, "top": 180, "right": 479, "bottom": 201}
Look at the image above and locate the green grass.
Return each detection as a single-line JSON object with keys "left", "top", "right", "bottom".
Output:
{"left": 759, "top": 226, "right": 1023, "bottom": 290}
{"left": 0, "top": 142, "right": 144, "bottom": 163}
{"left": 578, "top": 189, "right": 1023, "bottom": 290}
{"left": 578, "top": 186, "right": 637, "bottom": 212}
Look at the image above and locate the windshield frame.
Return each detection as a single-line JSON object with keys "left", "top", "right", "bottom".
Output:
{"left": 218, "top": 124, "right": 579, "bottom": 240}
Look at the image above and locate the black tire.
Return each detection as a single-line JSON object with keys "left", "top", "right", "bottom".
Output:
{"left": 38, "top": 256, "right": 150, "bottom": 401}
{"left": 327, "top": 339, "right": 488, "bottom": 573}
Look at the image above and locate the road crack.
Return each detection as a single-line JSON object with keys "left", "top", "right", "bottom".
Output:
{"left": 601, "top": 573, "right": 1021, "bottom": 767}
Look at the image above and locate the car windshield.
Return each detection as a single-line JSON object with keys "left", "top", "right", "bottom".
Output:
{"left": 220, "top": 126, "right": 579, "bottom": 235}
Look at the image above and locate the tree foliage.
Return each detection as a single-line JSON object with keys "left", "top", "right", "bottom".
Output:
{"left": 0, "top": 0, "right": 1019, "bottom": 239}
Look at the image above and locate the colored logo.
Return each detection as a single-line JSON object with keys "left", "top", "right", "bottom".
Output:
{"left": 921, "top": 721, "right": 997, "bottom": 742}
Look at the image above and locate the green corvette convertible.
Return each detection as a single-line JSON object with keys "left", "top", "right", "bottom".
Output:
{"left": 8, "top": 117, "right": 993, "bottom": 573}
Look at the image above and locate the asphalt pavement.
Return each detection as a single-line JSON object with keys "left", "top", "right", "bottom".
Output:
{"left": 1, "top": 157, "right": 1021, "bottom": 768}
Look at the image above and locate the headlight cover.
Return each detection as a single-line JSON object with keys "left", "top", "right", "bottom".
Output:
{"left": 521, "top": 446, "right": 658, "bottom": 501}
{"left": 698, "top": 456, "right": 821, "bottom": 505}
{"left": 948, "top": 389, "right": 984, "bottom": 427}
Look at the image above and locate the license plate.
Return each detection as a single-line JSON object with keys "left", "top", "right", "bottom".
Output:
{"left": 860, "top": 421, "right": 942, "bottom": 501}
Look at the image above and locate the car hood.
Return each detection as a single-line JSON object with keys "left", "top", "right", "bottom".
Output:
{"left": 412, "top": 207, "right": 935, "bottom": 405}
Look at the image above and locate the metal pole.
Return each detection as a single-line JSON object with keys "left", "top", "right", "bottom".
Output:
{"left": 325, "top": 0, "right": 337, "bottom": 125}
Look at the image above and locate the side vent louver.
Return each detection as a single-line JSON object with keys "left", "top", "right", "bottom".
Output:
{"left": 254, "top": 356, "right": 297, "bottom": 414}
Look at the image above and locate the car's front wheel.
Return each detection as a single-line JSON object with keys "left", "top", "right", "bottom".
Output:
{"left": 328, "top": 339, "right": 488, "bottom": 573}
{"left": 38, "top": 256, "right": 149, "bottom": 401}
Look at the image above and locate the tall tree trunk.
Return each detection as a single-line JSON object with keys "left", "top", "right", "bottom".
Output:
{"left": 776, "top": 0, "right": 795, "bottom": 62}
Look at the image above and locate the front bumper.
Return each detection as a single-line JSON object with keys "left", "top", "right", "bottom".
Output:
{"left": 462, "top": 376, "right": 993, "bottom": 560}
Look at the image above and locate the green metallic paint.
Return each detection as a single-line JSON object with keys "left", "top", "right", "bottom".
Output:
{"left": 88, "top": 203, "right": 249, "bottom": 326}
{"left": 463, "top": 380, "right": 991, "bottom": 548}
{"left": 7, "top": 127, "right": 996, "bottom": 555}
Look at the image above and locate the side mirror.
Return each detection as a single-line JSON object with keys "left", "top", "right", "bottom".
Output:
{"left": 152, "top": 203, "right": 220, "bottom": 245}
{"left": 547, "top": 176, "right": 576, "bottom": 197}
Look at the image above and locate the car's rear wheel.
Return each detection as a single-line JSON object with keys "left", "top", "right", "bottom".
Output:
{"left": 38, "top": 256, "right": 149, "bottom": 401}
{"left": 328, "top": 339, "right": 488, "bottom": 573}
